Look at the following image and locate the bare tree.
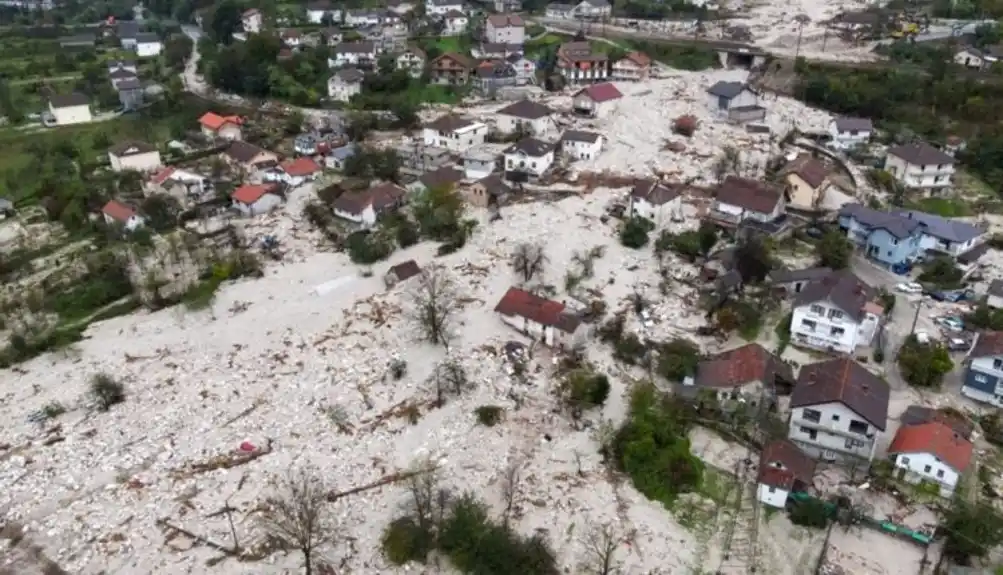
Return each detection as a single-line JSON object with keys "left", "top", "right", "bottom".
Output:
{"left": 500, "top": 459, "right": 522, "bottom": 528}
{"left": 429, "top": 358, "right": 472, "bottom": 405}
{"left": 511, "top": 242, "right": 547, "bottom": 282}
{"left": 408, "top": 264, "right": 462, "bottom": 348}
{"left": 261, "top": 466, "right": 336, "bottom": 575}
{"left": 405, "top": 459, "right": 441, "bottom": 533}
{"left": 712, "top": 145, "right": 742, "bottom": 182}
{"left": 580, "top": 521, "right": 624, "bottom": 575}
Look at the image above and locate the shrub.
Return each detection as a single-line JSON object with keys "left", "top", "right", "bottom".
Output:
{"left": 619, "top": 217, "right": 652, "bottom": 249}
{"left": 656, "top": 338, "right": 701, "bottom": 382}
{"left": 382, "top": 517, "right": 432, "bottom": 565}
{"left": 897, "top": 335, "right": 953, "bottom": 388}
{"left": 41, "top": 401, "right": 66, "bottom": 419}
{"left": 475, "top": 405, "right": 504, "bottom": 426}
{"left": 613, "top": 333, "right": 647, "bottom": 365}
{"left": 90, "top": 373, "right": 125, "bottom": 411}
{"left": 565, "top": 369, "right": 610, "bottom": 409}
{"left": 789, "top": 498, "right": 830, "bottom": 529}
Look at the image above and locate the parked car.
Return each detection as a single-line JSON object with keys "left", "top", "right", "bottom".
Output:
{"left": 896, "top": 282, "right": 923, "bottom": 294}
{"left": 947, "top": 337, "right": 971, "bottom": 352}
{"left": 938, "top": 316, "right": 964, "bottom": 332}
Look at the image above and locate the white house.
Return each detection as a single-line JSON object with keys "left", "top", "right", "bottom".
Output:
{"left": 571, "top": 83, "right": 622, "bottom": 118}
{"left": 328, "top": 67, "right": 365, "bottom": 101}
{"left": 560, "top": 130, "right": 603, "bottom": 161}
{"left": 756, "top": 440, "right": 817, "bottom": 509}
{"left": 101, "top": 200, "right": 145, "bottom": 231}
{"left": 345, "top": 9, "right": 381, "bottom": 27}
{"left": 422, "top": 114, "right": 488, "bottom": 152}
{"left": 485, "top": 13, "right": 525, "bottom": 45}
{"left": 494, "top": 287, "right": 588, "bottom": 350}
{"left": 387, "top": 0, "right": 416, "bottom": 14}
{"left": 503, "top": 138, "right": 555, "bottom": 177}
{"left": 888, "top": 421, "right": 972, "bottom": 497}
{"left": 954, "top": 46, "right": 1001, "bottom": 69}
{"left": 789, "top": 270, "right": 882, "bottom": 355}
{"left": 711, "top": 176, "right": 785, "bottom": 226}
{"left": 885, "top": 142, "right": 956, "bottom": 193}
{"left": 627, "top": 179, "right": 681, "bottom": 224}
{"left": 306, "top": 2, "right": 342, "bottom": 23}
{"left": 329, "top": 42, "right": 377, "bottom": 67}
{"left": 426, "top": 0, "right": 464, "bottom": 17}
{"left": 48, "top": 93, "right": 91, "bottom": 125}
{"left": 545, "top": 3, "right": 574, "bottom": 18}
{"left": 461, "top": 146, "right": 499, "bottom": 180}
{"left": 495, "top": 99, "right": 556, "bottom": 136}
{"left": 788, "top": 357, "right": 890, "bottom": 463}
{"left": 829, "top": 117, "right": 873, "bottom": 150}
{"left": 279, "top": 157, "right": 322, "bottom": 187}
{"left": 199, "top": 112, "right": 243, "bottom": 140}
{"left": 108, "top": 141, "right": 162, "bottom": 173}
{"left": 242, "top": 8, "right": 263, "bottom": 33}
{"left": 442, "top": 10, "right": 469, "bottom": 36}
{"left": 573, "top": 0, "right": 612, "bottom": 18}
{"left": 332, "top": 182, "right": 407, "bottom": 228}
{"left": 135, "top": 33, "right": 162, "bottom": 57}
{"left": 396, "top": 46, "right": 426, "bottom": 77}
{"left": 705, "top": 81, "right": 758, "bottom": 116}
{"left": 231, "top": 183, "right": 283, "bottom": 216}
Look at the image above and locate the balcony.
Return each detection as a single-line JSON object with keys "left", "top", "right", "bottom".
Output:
{"left": 705, "top": 209, "right": 742, "bottom": 226}
{"left": 798, "top": 416, "right": 875, "bottom": 442}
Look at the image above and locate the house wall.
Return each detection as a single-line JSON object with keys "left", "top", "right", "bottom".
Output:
{"left": 545, "top": 6, "right": 571, "bottom": 18}
{"left": 426, "top": 1, "right": 462, "bottom": 15}
{"left": 328, "top": 79, "right": 361, "bottom": 101}
{"left": 137, "top": 41, "right": 162, "bottom": 57}
{"left": 243, "top": 13, "right": 262, "bottom": 33}
{"left": 785, "top": 173, "right": 822, "bottom": 210}
{"left": 707, "top": 89, "right": 757, "bottom": 113}
{"left": 962, "top": 354, "right": 1003, "bottom": 407}
{"left": 892, "top": 452, "right": 960, "bottom": 494}
{"left": 828, "top": 121, "right": 872, "bottom": 150}
{"left": 713, "top": 198, "right": 782, "bottom": 224}
{"left": 757, "top": 483, "right": 789, "bottom": 508}
{"left": 499, "top": 313, "right": 555, "bottom": 346}
{"left": 464, "top": 182, "right": 496, "bottom": 208}
{"left": 52, "top": 104, "right": 92, "bottom": 125}
{"left": 422, "top": 124, "right": 488, "bottom": 152}
{"left": 504, "top": 150, "right": 554, "bottom": 176}
{"left": 885, "top": 154, "right": 955, "bottom": 191}
{"left": 463, "top": 158, "right": 495, "bottom": 180}
{"left": 118, "top": 88, "right": 143, "bottom": 111}
{"left": 496, "top": 114, "right": 553, "bottom": 136}
{"left": 561, "top": 64, "right": 609, "bottom": 84}
{"left": 612, "top": 59, "right": 648, "bottom": 81}
{"left": 954, "top": 50, "right": 984, "bottom": 69}
{"left": 204, "top": 123, "right": 242, "bottom": 141}
{"left": 629, "top": 195, "right": 680, "bottom": 224}
{"left": 233, "top": 193, "right": 282, "bottom": 216}
{"left": 110, "top": 150, "right": 162, "bottom": 172}
{"left": 790, "top": 301, "right": 861, "bottom": 354}
{"left": 333, "top": 203, "right": 378, "bottom": 227}
{"left": 988, "top": 294, "right": 1003, "bottom": 310}
{"left": 562, "top": 138, "right": 602, "bottom": 160}
{"left": 486, "top": 22, "right": 525, "bottom": 44}
{"left": 864, "top": 228, "right": 922, "bottom": 267}
{"left": 788, "top": 401, "right": 881, "bottom": 462}
{"left": 917, "top": 231, "right": 979, "bottom": 258}
{"left": 396, "top": 53, "right": 424, "bottom": 76}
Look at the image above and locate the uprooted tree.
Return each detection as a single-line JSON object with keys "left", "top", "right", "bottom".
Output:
{"left": 260, "top": 465, "right": 337, "bottom": 575}
{"left": 580, "top": 521, "right": 625, "bottom": 575}
{"left": 409, "top": 264, "right": 463, "bottom": 348}
{"left": 511, "top": 242, "right": 547, "bottom": 282}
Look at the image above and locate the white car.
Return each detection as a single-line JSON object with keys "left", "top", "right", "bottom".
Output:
{"left": 895, "top": 282, "right": 923, "bottom": 294}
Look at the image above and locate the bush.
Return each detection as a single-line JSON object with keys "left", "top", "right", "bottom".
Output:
{"left": 41, "top": 401, "right": 66, "bottom": 419}
{"left": 789, "top": 498, "right": 830, "bottom": 529}
{"left": 475, "top": 405, "right": 504, "bottom": 426}
{"left": 382, "top": 516, "right": 433, "bottom": 565}
{"left": 565, "top": 369, "right": 610, "bottom": 409}
{"left": 897, "top": 335, "right": 953, "bottom": 388}
{"left": 656, "top": 338, "right": 701, "bottom": 382}
{"left": 774, "top": 312, "right": 792, "bottom": 354}
{"left": 873, "top": 348, "right": 885, "bottom": 363}
{"left": 347, "top": 231, "right": 394, "bottom": 264}
{"left": 613, "top": 333, "right": 648, "bottom": 364}
{"left": 90, "top": 373, "right": 125, "bottom": 411}
{"left": 619, "top": 217, "right": 652, "bottom": 249}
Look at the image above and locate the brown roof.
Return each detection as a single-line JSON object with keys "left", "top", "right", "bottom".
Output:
{"left": 887, "top": 142, "right": 955, "bottom": 166}
{"left": 573, "top": 82, "right": 622, "bottom": 103}
{"left": 715, "top": 176, "right": 784, "bottom": 215}
{"left": 888, "top": 422, "right": 973, "bottom": 472}
{"left": 792, "top": 269, "right": 875, "bottom": 322}
{"left": 487, "top": 13, "right": 524, "bottom": 27}
{"left": 758, "top": 439, "right": 817, "bottom": 490}
{"left": 431, "top": 52, "right": 475, "bottom": 69}
{"left": 622, "top": 51, "right": 651, "bottom": 67}
{"left": 971, "top": 331, "right": 1003, "bottom": 358}
{"left": 225, "top": 140, "right": 271, "bottom": 164}
{"left": 332, "top": 182, "right": 406, "bottom": 215}
{"left": 782, "top": 153, "right": 830, "bottom": 188}
{"left": 108, "top": 141, "right": 157, "bottom": 156}
{"left": 232, "top": 183, "right": 278, "bottom": 204}
{"left": 475, "top": 174, "right": 510, "bottom": 198}
{"left": 792, "top": 357, "right": 890, "bottom": 430}
{"left": 557, "top": 41, "right": 607, "bottom": 64}
{"left": 425, "top": 114, "right": 477, "bottom": 133}
{"left": 694, "top": 343, "right": 793, "bottom": 389}
{"left": 494, "top": 287, "right": 582, "bottom": 333}
{"left": 388, "top": 260, "right": 422, "bottom": 282}
{"left": 630, "top": 180, "right": 681, "bottom": 206}
{"left": 419, "top": 166, "right": 464, "bottom": 189}
{"left": 102, "top": 200, "right": 136, "bottom": 222}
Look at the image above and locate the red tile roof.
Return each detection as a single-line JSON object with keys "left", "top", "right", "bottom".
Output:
{"left": 332, "top": 182, "right": 407, "bottom": 215}
{"left": 694, "top": 343, "right": 793, "bottom": 389}
{"left": 281, "top": 157, "right": 321, "bottom": 177}
{"left": 758, "top": 439, "right": 816, "bottom": 490}
{"left": 231, "top": 183, "right": 278, "bottom": 204}
{"left": 150, "top": 166, "right": 176, "bottom": 185}
{"left": 888, "top": 421, "right": 973, "bottom": 473}
{"left": 102, "top": 200, "right": 136, "bottom": 222}
{"left": 494, "top": 287, "right": 581, "bottom": 333}
{"left": 575, "top": 82, "right": 622, "bottom": 103}
{"left": 623, "top": 51, "right": 651, "bottom": 67}
{"left": 199, "top": 112, "right": 242, "bottom": 131}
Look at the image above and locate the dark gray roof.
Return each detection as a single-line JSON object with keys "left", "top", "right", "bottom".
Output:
{"left": 900, "top": 405, "right": 975, "bottom": 440}
{"left": 476, "top": 174, "right": 510, "bottom": 197}
{"left": 117, "top": 21, "right": 140, "bottom": 38}
{"left": 972, "top": 331, "right": 1003, "bottom": 358}
{"left": 505, "top": 137, "right": 555, "bottom": 157}
{"left": 890, "top": 209, "right": 982, "bottom": 243}
{"left": 833, "top": 116, "right": 873, "bottom": 132}
{"left": 792, "top": 357, "right": 890, "bottom": 430}
{"left": 716, "top": 176, "right": 783, "bottom": 214}
{"left": 767, "top": 266, "right": 833, "bottom": 284}
{"left": 706, "top": 81, "right": 747, "bottom": 99}
{"left": 958, "top": 242, "right": 989, "bottom": 265}
{"left": 630, "top": 180, "right": 681, "bottom": 205}
{"left": 109, "top": 141, "right": 157, "bottom": 156}
{"left": 335, "top": 41, "right": 375, "bottom": 53}
{"left": 136, "top": 32, "right": 160, "bottom": 43}
{"left": 561, "top": 130, "right": 601, "bottom": 143}
{"left": 988, "top": 280, "right": 1003, "bottom": 298}
{"left": 60, "top": 34, "right": 95, "bottom": 45}
{"left": 887, "top": 142, "right": 956, "bottom": 166}
{"left": 838, "top": 203, "right": 923, "bottom": 240}
{"left": 496, "top": 99, "right": 554, "bottom": 120}
{"left": 419, "top": 166, "right": 464, "bottom": 189}
{"left": 792, "top": 270, "right": 875, "bottom": 322}
{"left": 425, "top": 114, "right": 476, "bottom": 133}
{"left": 337, "top": 67, "right": 365, "bottom": 83}
{"left": 49, "top": 93, "right": 89, "bottom": 108}
{"left": 117, "top": 77, "right": 142, "bottom": 90}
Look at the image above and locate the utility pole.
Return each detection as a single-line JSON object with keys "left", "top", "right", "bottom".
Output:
{"left": 794, "top": 15, "right": 810, "bottom": 61}
{"left": 909, "top": 297, "right": 923, "bottom": 335}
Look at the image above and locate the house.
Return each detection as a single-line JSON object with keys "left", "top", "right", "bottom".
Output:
{"left": 387, "top": 0, "right": 416, "bottom": 15}
{"left": 557, "top": 42, "right": 609, "bottom": 84}
{"left": 415, "top": 166, "right": 465, "bottom": 193}
{"left": 385, "top": 260, "right": 422, "bottom": 288}
{"left": 709, "top": 176, "right": 786, "bottom": 227}
{"left": 891, "top": 209, "right": 984, "bottom": 259}
{"left": 108, "top": 66, "right": 139, "bottom": 89}
{"left": 507, "top": 52, "right": 536, "bottom": 85}
{"left": 59, "top": 34, "right": 96, "bottom": 49}
{"left": 199, "top": 112, "right": 243, "bottom": 140}
{"left": 107, "top": 60, "right": 137, "bottom": 75}
{"left": 116, "top": 77, "right": 144, "bottom": 111}
{"left": 306, "top": 1, "right": 342, "bottom": 23}
{"left": 789, "top": 270, "right": 883, "bottom": 354}
{"left": 962, "top": 331, "right": 1003, "bottom": 407}
{"left": 461, "top": 145, "right": 500, "bottom": 180}
{"left": 573, "top": 0, "right": 612, "bottom": 19}
{"left": 345, "top": 9, "right": 382, "bottom": 27}
{"left": 102, "top": 200, "right": 145, "bottom": 231}
{"left": 329, "top": 42, "right": 377, "bottom": 67}
{"left": 885, "top": 142, "right": 956, "bottom": 193}
{"left": 678, "top": 343, "right": 793, "bottom": 408}
{"left": 328, "top": 67, "right": 365, "bottom": 102}
{"left": 280, "top": 157, "right": 322, "bottom": 187}
{"left": 988, "top": 280, "right": 1003, "bottom": 310}
{"left": 0, "top": 198, "right": 13, "bottom": 220}
{"left": 503, "top": 138, "right": 556, "bottom": 178}
{"left": 426, "top": 0, "right": 464, "bottom": 16}
{"left": 705, "top": 81, "right": 764, "bottom": 123}
{"left": 781, "top": 153, "right": 833, "bottom": 212}
{"left": 766, "top": 266, "right": 834, "bottom": 295}
{"left": 953, "top": 45, "right": 1003, "bottom": 69}
{"left": 466, "top": 174, "right": 510, "bottom": 208}
{"left": 494, "top": 0, "right": 522, "bottom": 11}
{"left": 108, "top": 141, "right": 162, "bottom": 173}
{"left": 332, "top": 182, "right": 407, "bottom": 227}
{"left": 429, "top": 52, "right": 475, "bottom": 85}
{"left": 494, "top": 287, "right": 588, "bottom": 350}
{"left": 294, "top": 134, "right": 319, "bottom": 156}
{"left": 628, "top": 179, "right": 683, "bottom": 224}
{"left": 571, "top": 82, "right": 622, "bottom": 118}
{"left": 900, "top": 405, "right": 975, "bottom": 440}
{"left": 224, "top": 141, "right": 279, "bottom": 172}
{"left": 560, "top": 130, "right": 603, "bottom": 161}
{"left": 135, "top": 33, "right": 162, "bottom": 57}
{"left": 326, "top": 143, "right": 358, "bottom": 170}
{"left": 280, "top": 29, "right": 303, "bottom": 48}
{"left": 242, "top": 9, "right": 263, "bottom": 33}
{"left": 423, "top": 114, "right": 488, "bottom": 152}
{"left": 545, "top": 3, "right": 574, "bottom": 18}
{"left": 888, "top": 420, "right": 973, "bottom": 497}
{"left": 442, "top": 10, "right": 469, "bottom": 35}
{"left": 788, "top": 357, "right": 890, "bottom": 462}
{"left": 837, "top": 204, "right": 925, "bottom": 268}
{"left": 829, "top": 117, "right": 873, "bottom": 150}
{"left": 48, "top": 93, "right": 91, "bottom": 125}
{"left": 757, "top": 440, "right": 817, "bottom": 508}
{"left": 612, "top": 51, "right": 651, "bottom": 81}
{"left": 486, "top": 14, "right": 525, "bottom": 45}
{"left": 322, "top": 29, "right": 344, "bottom": 45}
{"left": 395, "top": 45, "right": 426, "bottom": 77}
{"left": 399, "top": 144, "right": 453, "bottom": 174}
{"left": 231, "top": 183, "right": 283, "bottom": 216}
{"left": 147, "top": 166, "right": 212, "bottom": 202}
{"left": 495, "top": 100, "right": 556, "bottom": 136}
{"left": 473, "top": 60, "right": 517, "bottom": 96}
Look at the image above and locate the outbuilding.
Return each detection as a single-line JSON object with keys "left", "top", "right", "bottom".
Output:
{"left": 108, "top": 141, "right": 162, "bottom": 173}
{"left": 231, "top": 183, "right": 283, "bottom": 216}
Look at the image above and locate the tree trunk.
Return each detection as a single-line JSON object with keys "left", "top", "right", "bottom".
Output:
{"left": 304, "top": 551, "right": 312, "bottom": 575}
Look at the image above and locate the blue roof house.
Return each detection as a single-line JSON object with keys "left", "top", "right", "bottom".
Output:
{"left": 890, "top": 209, "right": 984, "bottom": 259}
{"left": 325, "top": 143, "right": 357, "bottom": 171}
{"left": 838, "top": 204, "right": 924, "bottom": 268}
{"left": 962, "top": 331, "right": 1003, "bottom": 407}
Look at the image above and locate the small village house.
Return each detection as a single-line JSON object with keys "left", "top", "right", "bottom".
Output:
{"left": 332, "top": 182, "right": 407, "bottom": 227}
{"left": 627, "top": 179, "right": 682, "bottom": 224}
{"left": 101, "top": 200, "right": 145, "bottom": 231}
{"left": 560, "top": 130, "right": 603, "bottom": 161}
{"left": 412, "top": 165, "right": 465, "bottom": 194}
{"left": 425, "top": 0, "right": 464, "bottom": 16}
{"left": 429, "top": 52, "right": 475, "bottom": 85}
{"left": 146, "top": 166, "right": 211, "bottom": 202}
{"left": 705, "top": 81, "right": 764, "bottom": 123}
{"left": 117, "top": 21, "right": 139, "bottom": 48}
{"left": 788, "top": 356, "right": 890, "bottom": 463}
{"left": 485, "top": 14, "right": 525, "bottom": 45}
{"left": 838, "top": 203, "right": 924, "bottom": 268}
{"left": 0, "top": 198, "right": 13, "bottom": 220}
{"left": 387, "top": 0, "right": 416, "bottom": 15}
{"left": 135, "top": 33, "right": 162, "bottom": 57}
{"left": 279, "top": 157, "right": 322, "bottom": 187}
{"left": 199, "top": 112, "right": 243, "bottom": 140}
{"left": 494, "top": 287, "right": 588, "bottom": 350}
{"left": 788, "top": 270, "right": 883, "bottom": 355}
{"left": 781, "top": 153, "right": 833, "bottom": 212}
{"left": 224, "top": 141, "right": 279, "bottom": 172}
{"left": 345, "top": 8, "right": 381, "bottom": 27}
{"left": 395, "top": 45, "right": 426, "bottom": 77}
{"left": 329, "top": 41, "right": 377, "bottom": 67}
{"left": 678, "top": 343, "right": 793, "bottom": 409}
{"left": 495, "top": 100, "right": 556, "bottom": 136}
{"left": 962, "top": 331, "right": 1003, "bottom": 407}
{"left": 766, "top": 266, "right": 834, "bottom": 295}
{"left": 884, "top": 142, "right": 956, "bottom": 193}
{"left": 465, "top": 174, "right": 510, "bottom": 208}
{"left": 612, "top": 51, "right": 651, "bottom": 81}
{"left": 473, "top": 60, "right": 517, "bottom": 96}
{"left": 281, "top": 29, "right": 303, "bottom": 48}
{"left": 108, "top": 141, "right": 162, "bottom": 173}
{"left": 545, "top": 3, "right": 574, "bottom": 18}
{"left": 987, "top": 280, "right": 1003, "bottom": 310}
{"left": 116, "top": 77, "right": 144, "bottom": 111}
{"left": 494, "top": 0, "right": 521, "bottom": 11}
{"left": 231, "top": 183, "right": 282, "bottom": 216}
{"left": 384, "top": 260, "right": 422, "bottom": 288}
{"left": 422, "top": 114, "right": 488, "bottom": 152}
{"left": 888, "top": 420, "right": 973, "bottom": 497}
{"left": 326, "top": 143, "right": 358, "bottom": 171}
{"left": 507, "top": 52, "right": 536, "bottom": 85}
{"left": 575, "top": 0, "right": 612, "bottom": 18}
{"left": 503, "top": 138, "right": 556, "bottom": 178}
{"left": 571, "top": 83, "right": 622, "bottom": 118}
{"left": 757, "top": 440, "right": 817, "bottom": 508}
{"left": 829, "top": 117, "right": 873, "bottom": 150}
{"left": 242, "top": 8, "right": 263, "bottom": 33}
{"left": 893, "top": 209, "right": 983, "bottom": 258}
{"left": 109, "top": 66, "right": 138, "bottom": 89}
{"left": 953, "top": 45, "right": 1002, "bottom": 69}
{"left": 557, "top": 42, "right": 609, "bottom": 84}
{"left": 328, "top": 67, "right": 365, "bottom": 102}
{"left": 709, "top": 176, "right": 786, "bottom": 227}
{"left": 306, "top": 1, "right": 342, "bottom": 23}
{"left": 461, "top": 145, "right": 500, "bottom": 180}
{"left": 48, "top": 93, "right": 92, "bottom": 126}
{"left": 442, "top": 10, "right": 469, "bottom": 35}
{"left": 60, "top": 34, "right": 96, "bottom": 49}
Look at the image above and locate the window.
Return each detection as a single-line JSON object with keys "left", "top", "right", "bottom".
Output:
{"left": 976, "top": 374, "right": 989, "bottom": 383}
{"left": 800, "top": 319, "right": 817, "bottom": 331}
{"left": 994, "top": 358, "right": 1003, "bottom": 370}
{"left": 891, "top": 238, "right": 898, "bottom": 245}
{"left": 923, "top": 464, "right": 932, "bottom": 473}
{"left": 828, "top": 309, "right": 844, "bottom": 321}
{"left": 845, "top": 438, "right": 864, "bottom": 449}
{"left": 936, "top": 469, "right": 945, "bottom": 478}
{"left": 830, "top": 327, "right": 846, "bottom": 337}
{"left": 768, "top": 486, "right": 775, "bottom": 493}
{"left": 831, "top": 414, "right": 840, "bottom": 421}
{"left": 848, "top": 420, "right": 869, "bottom": 435}
{"left": 802, "top": 409, "right": 821, "bottom": 422}
{"left": 887, "top": 251, "right": 893, "bottom": 257}
{"left": 902, "top": 457, "right": 910, "bottom": 465}
{"left": 809, "top": 304, "right": 824, "bottom": 315}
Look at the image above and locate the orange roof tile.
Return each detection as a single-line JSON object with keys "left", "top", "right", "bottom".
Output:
{"left": 281, "top": 157, "right": 321, "bottom": 177}
{"left": 199, "top": 112, "right": 242, "bottom": 131}
{"left": 231, "top": 183, "right": 277, "bottom": 204}
{"left": 888, "top": 421, "right": 973, "bottom": 472}
{"left": 150, "top": 166, "right": 176, "bottom": 185}
{"left": 102, "top": 200, "right": 136, "bottom": 222}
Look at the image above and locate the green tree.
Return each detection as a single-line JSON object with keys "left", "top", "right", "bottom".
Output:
{"left": 209, "top": 0, "right": 242, "bottom": 44}
{"left": 815, "top": 230, "right": 852, "bottom": 269}
{"left": 734, "top": 236, "right": 773, "bottom": 284}
{"left": 917, "top": 255, "right": 963, "bottom": 288}
{"left": 944, "top": 501, "right": 1003, "bottom": 562}
{"left": 656, "top": 338, "right": 701, "bottom": 382}
{"left": 696, "top": 221, "right": 718, "bottom": 257}
{"left": 413, "top": 185, "right": 465, "bottom": 241}
{"left": 619, "top": 217, "right": 651, "bottom": 249}
{"left": 897, "top": 335, "right": 953, "bottom": 388}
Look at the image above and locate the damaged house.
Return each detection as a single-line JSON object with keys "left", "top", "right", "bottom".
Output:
{"left": 494, "top": 287, "right": 588, "bottom": 350}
